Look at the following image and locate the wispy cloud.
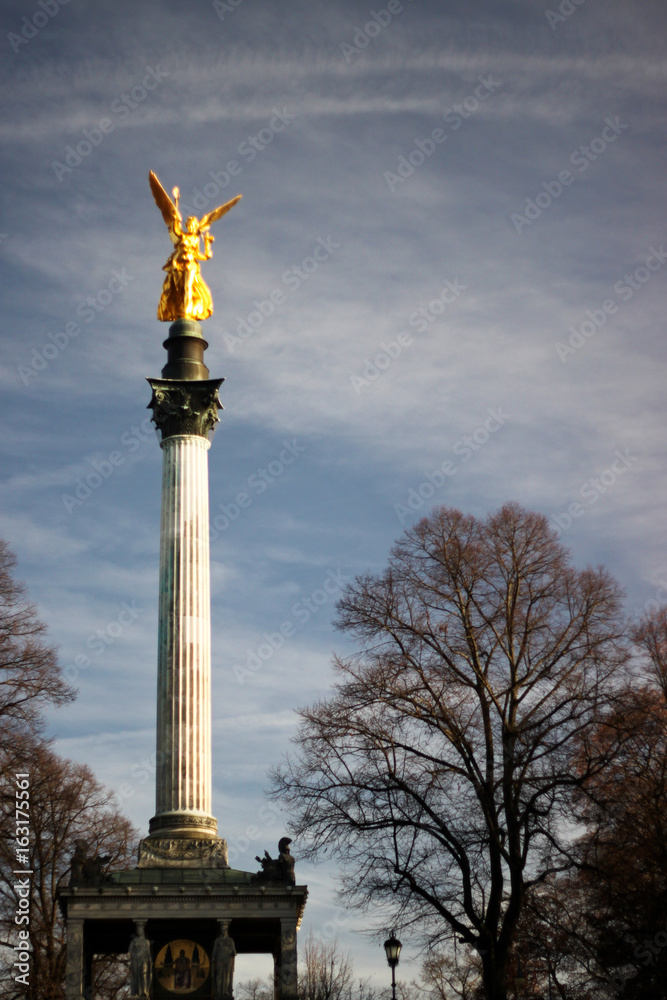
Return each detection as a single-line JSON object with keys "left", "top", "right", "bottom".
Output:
{"left": 1, "top": 0, "right": 666, "bottom": 980}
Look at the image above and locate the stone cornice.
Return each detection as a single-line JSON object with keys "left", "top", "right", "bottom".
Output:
{"left": 58, "top": 883, "right": 309, "bottom": 926}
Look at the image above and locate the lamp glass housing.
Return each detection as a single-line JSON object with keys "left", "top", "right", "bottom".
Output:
{"left": 384, "top": 934, "right": 402, "bottom": 968}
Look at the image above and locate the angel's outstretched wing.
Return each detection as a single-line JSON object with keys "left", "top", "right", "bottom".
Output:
{"left": 199, "top": 194, "right": 242, "bottom": 230}
{"left": 149, "top": 170, "right": 182, "bottom": 237}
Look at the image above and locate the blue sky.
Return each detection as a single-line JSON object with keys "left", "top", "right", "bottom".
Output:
{"left": 1, "top": 0, "right": 666, "bottom": 984}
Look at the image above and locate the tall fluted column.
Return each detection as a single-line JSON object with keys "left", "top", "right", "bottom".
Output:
{"left": 141, "top": 318, "right": 226, "bottom": 854}
{"left": 154, "top": 433, "right": 214, "bottom": 835}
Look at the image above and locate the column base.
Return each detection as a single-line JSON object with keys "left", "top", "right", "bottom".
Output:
{"left": 139, "top": 812, "right": 227, "bottom": 867}
{"left": 148, "top": 810, "right": 219, "bottom": 839}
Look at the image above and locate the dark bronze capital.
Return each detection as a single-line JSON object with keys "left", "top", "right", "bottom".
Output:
{"left": 147, "top": 377, "right": 224, "bottom": 440}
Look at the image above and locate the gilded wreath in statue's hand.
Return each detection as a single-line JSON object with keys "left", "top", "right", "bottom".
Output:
{"left": 149, "top": 170, "right": 241, "bottom": 322}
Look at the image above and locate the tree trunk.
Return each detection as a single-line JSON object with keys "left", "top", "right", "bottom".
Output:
{"left": 481, "top": 948, "right": 508, "bottom": 1000}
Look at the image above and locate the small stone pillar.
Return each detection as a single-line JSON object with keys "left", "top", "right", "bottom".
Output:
{"left": 275, "top": 918, "right": 298, "bottom": 1000}
{"left": 64, "top": 918, "right": 85, "bottom": 1000}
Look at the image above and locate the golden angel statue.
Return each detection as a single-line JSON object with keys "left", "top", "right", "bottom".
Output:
{"left": 149, "top": 170, "right": 242, "bottom": 321}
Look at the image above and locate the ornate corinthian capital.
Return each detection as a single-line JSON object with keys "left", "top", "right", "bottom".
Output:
{"left": 147, "top": 377, "right": 224, "bottom": 440}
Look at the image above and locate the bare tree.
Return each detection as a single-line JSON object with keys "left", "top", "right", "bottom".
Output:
{"left": 415, "top": 948, "right": 484, "bottom": 1000}
{"left": 514, "top": 875, "right": 607, "bottom": 999}
{"left": 272, "top": 505, "right": 629, "bottom": 1000}
{"left": 632, "top": 604, "right": 667, "bottom": 699}
{"left": 0, "top": 539, "right": 135, "bottom": 997}
{"left": 236, "top": 978, "right": 274, "bottom": 1000}
{"left": 512, "top": 682, "right": 667, "bottom": 1000}
{"left": 0, "top": 737, "right": 138, "bottom": 1000}
{"left": 572, "top": 697, "right": 667, "bottom": 996}
{"left": 0, "top": 540, "right": 74, "bottom": 736}
{"left": 237, "top": 936, "right": 378, "bottom": 1000}
{"left": 299, "top": 935, "right": 377, "bottom": 1000}
{"left": 300, "top": 936, "right": 355, "bottom": 1000}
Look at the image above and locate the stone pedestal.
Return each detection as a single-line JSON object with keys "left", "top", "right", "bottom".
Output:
{"left": 59, "top": 869, "right": 307, "bottom": 1000}
{"left": 138, "top": 837, "right": 228, "bottom": 869}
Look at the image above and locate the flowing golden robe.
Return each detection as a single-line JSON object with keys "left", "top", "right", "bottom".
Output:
{"left": 158, "top": 230, "right": 213, "bottom": 321}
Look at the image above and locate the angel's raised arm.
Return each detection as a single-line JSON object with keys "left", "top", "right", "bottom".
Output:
{"left": 149, "top": 170, "right": 182, "bottom": 236}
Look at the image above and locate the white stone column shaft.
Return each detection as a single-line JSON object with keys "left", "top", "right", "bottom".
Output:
{"left": 153, "top": 433, "right": 215, "bottom": 835}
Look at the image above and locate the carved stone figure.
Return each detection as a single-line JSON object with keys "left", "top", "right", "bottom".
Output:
{"left": 253, "top": 837, "right": 296, "bottom": 885}
{"left": 129, "top": 923, "right": 152, "bottom": 998}
{"left": 174, "top": 948, "right": 192, "bottom": 988}
{"left": 68, "top": 839, "right": 113, "bottom": 887}
{"left": 278, "top": 836, "right": 296, "bottom": 885}
{"left": 212, "top": 920, "right": 236, "bottom": 999}
{"left": 149, "top": 170, "right": 242, "bottom": 321}
{"left": 69, "top": 839, "right": 87, "bottom": 885}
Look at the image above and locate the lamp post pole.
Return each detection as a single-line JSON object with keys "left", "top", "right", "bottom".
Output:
{"left": 546, "top": 952, "right": 553, "bottom": 1000}
{"left": 384, "top": 932, "right": 402, "bottom": 1000}
{"left": 514, "top": 955, "right": 526, "bottom": 998}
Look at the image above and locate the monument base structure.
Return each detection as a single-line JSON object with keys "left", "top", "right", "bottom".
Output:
{"left": 58, "top": 317, "right": 307, "bottom": 999}
{"left": 58, "top": 867, "right": 307, "bottom": 1000}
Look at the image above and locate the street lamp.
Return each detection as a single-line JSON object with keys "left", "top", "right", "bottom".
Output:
{"left": 384, "top": 931, "right": 402, "bottom": 1000}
